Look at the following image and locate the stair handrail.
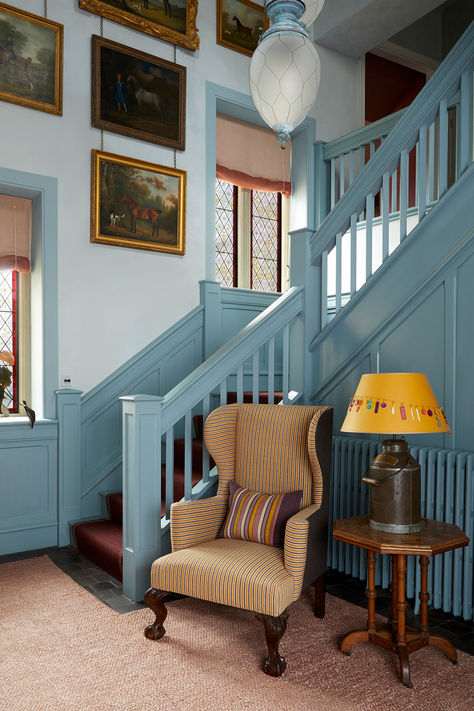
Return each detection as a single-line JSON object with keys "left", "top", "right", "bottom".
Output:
{"left": 160, "top": 285, "right": 304, "bottom": 432}
{"left": 310, "top": 23, "right": 474, "bottom": 265}
{"left": 322, "top": 107, "right": 406, "bottom": 161}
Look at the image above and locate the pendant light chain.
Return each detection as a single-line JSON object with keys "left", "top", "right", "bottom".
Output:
{"left": 100, "top": 16, "right": 104, "bottom": 151}
{"left": 173, "top": 45, "right": 177, "bottom": 168}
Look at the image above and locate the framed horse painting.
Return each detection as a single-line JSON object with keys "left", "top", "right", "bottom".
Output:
{"left": 91, "top": 150, "right": 186, "bottom": 255}
{"left": 79, "top": 0, "right": 199, "bottom": 51}
{"left": 217, "top": 0, "right": 267, "bottom": 57}
{"left": 0, "top": 2, "right": 63, "bottom": 115}
{"left": 92, "top": 36, "right": 186, "bottom": 150}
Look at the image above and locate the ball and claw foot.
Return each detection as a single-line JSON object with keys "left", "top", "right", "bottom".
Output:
{"left": 256, "top": 610, "right": 289, "bottom": 678}
{"left": 144, "top": 587, "right": 168, "bottom": 641}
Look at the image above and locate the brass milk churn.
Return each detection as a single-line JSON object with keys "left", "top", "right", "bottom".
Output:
{"left": 362, "top": 439, "right": 422, "bottom": 533}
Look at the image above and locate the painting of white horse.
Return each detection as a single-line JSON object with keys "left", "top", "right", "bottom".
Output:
{"left": 92, "top": 35, "right": 186, "bottom": 150}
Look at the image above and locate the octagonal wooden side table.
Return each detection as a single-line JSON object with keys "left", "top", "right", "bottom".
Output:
{"left": 332, "top": 514, "right": 469, "bottom": 688}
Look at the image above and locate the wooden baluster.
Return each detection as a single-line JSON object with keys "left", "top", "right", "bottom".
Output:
{"left": 335, "top": 231, "right": 342, "bottom": 313}
{"left": 370, "top": 140, "right": 375, "bottom": 158}
{"left": 428, "top": 120, "right": 436, "bottom": 203}
{"left": 184, "top": 410, "right": 192, "bottom": 500}
{"left": 382, "top": 172, "right": 390, "bottom": 261}
{"left": 340, "top": 153, "right": 345, "bottom": 198}
{"left": 400, "top": 149, "right": 408, "bottom": 241}
{"left": 282, "top": 323, "right": 289, "bottom": 403}
{"left": 165, "top": 426, "right": 174, "bottom": 518}
{"left": 252, "top": 350, "right": 259, "bottom": 403}
{"left": 349, "top": 149, "right": 355, "bottom": 189}
{"left": 237, "top": 363, "right": 244, "bottom": 403}
{"left": 460, "top": 71, "right": 473, "bottom": 174}
{"left": 439, "top": 98, "right": 448, "bottom": 198}
{"left": 220, "top": 378, "right": 227, "bottom": 405}
{"left": 391, "top": 169, "right": 397, "bottom": 214}
{"left": 365, "top": 192, "right": 374, "bottom": 282}
{"left": 201, "top": 394, "right": 210, "bottom": 482}
{"left": 321, "top": 250, "right": 328, "bottom": 328}
{"left": 267, "top": 336, "right": 275, "bottom": 404}
{"left": 418, "top": 125, "right": 427, "bottom": 219}
{"left": 359, "top": 147, "right": 366, "bottom": 221}
{"left": 350, "top": 214, "right": 357, "bottom": 296}
{"left": 330, "top": 157, "right": 336, "bottom": 209}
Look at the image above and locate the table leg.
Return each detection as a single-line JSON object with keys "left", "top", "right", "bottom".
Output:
{"left": 419, "top": 556, "right": 430, "bottom": 639}
{"left": 390, "top": 554, "right": 398, "bottom": 627}
{"left": 396, "top": 554, "right": 412, "bottom": 688}
{"left": 340, "top": 549, "right": 376, "bottom": 655}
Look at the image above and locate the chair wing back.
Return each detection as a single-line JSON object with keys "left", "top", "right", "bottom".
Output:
{"left": 204, "top": 403, "right": 331, "bottom": 508}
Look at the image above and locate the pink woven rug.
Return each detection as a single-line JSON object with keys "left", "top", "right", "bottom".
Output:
{"left": 1, "top": 556, "right": 473, "bottom": 711}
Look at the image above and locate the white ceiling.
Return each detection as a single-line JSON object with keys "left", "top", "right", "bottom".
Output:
{"left": 311, "top": 0, "right": 450, "bottom": 57}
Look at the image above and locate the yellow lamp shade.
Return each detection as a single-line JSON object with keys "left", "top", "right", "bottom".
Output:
{"left": 341, "top": 373, "right": 451, "bottom": 435}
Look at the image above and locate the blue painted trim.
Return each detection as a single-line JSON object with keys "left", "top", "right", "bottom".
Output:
{"left": 310, "top": 25, "right": 474, "bottom": 264}
{"left": 323, "top": 109, "right": 406, "bottom": 160}
{"left": 0, "top": 166, "right": 58, "bottom": 421}
{"left": 161, "top": 286, "right": 303, "bottom": 430}
{"left": 309, "top": 163, "right": 474, "bottom": 353}
{"left": 56, "top": 389, "right": 82, "bottom": 546}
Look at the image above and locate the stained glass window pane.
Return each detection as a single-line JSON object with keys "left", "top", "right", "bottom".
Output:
{"left": 215, "top": 179, "right": 236, "bottom": 287}
{"left": 251, "top": 190, "right": 280, "bottom": 292}
{"left": 0, "top": 269, "right": 17, "bottom": 411}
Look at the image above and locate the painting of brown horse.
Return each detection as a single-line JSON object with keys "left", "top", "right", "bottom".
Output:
{"left": 121, "top": 194, "right": 161, "bottom": 237}
{"left": 217, "top": 0, "right": 267, "bottom": 57}
{"left": 91, "top": 149, "right": 186, "bottom": 255}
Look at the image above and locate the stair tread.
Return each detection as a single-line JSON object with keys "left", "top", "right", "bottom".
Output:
{"left": 72, "top": 519, "right": 123, "bottom": 582}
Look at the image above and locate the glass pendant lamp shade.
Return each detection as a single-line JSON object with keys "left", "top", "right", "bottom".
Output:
{"left": 300, "top": 0, "right": 325, "bottom": 28}
{"left": 249, "top": 32, "right": 320, "bottom": 146}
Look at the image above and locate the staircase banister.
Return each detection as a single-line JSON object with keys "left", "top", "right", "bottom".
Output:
{"left": 323, "top": 108, "right": 406, "bottom": 160}
{"left": 310, "top": 22, "right": 474, "bottom": 266}
{"left": 160, "top": 286, "right": 304, "bottom": 431}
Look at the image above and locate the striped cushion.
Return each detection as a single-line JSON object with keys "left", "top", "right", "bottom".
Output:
{"left": 218, "top": 481, "right": 302, "bottom": 548}
{"left": 151, "top": 538, "right": 295, "bottom": 616}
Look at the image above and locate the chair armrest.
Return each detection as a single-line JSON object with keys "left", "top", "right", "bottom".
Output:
{"left": 284, "top": 503, "right": 322, "bottom": 600}
{"left": 170, "top": 495, "right": 228, "bottom": 552}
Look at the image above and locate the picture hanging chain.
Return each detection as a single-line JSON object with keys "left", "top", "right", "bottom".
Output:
{"left": 101, "top": 130, "right": 104, "bottom": 152}
{"left": 43, "top": 0, "right": 47, "bottom": 19}
{"left": 174, "top": 149, "right": 176, "bottom": 169}
{"left": 100, "top": 15, "right": 103, "bottom": 37}
{"left": 173, "top": 46, "right": 176, "bottom": 64}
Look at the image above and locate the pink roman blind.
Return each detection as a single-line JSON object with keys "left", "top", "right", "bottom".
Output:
{"left": 0, "top": 194, "right": 32, "bottom": 273}
{"left": 216, "top": 114, "right": 292, "bottom": 196}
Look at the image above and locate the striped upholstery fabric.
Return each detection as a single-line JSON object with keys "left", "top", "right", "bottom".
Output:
{"left": 234, "top": 404, "right": 320, "bottom": 507}
{"left": 170, "top": 496, "right": 227, "bottom": 552}
{"left": 218, "top": 481, "right": 302, "bottom": 547}
{"left": 151, "top": 538, "right": 295, "bottom": 616}
{"left": 203, "top": 404, "right": 240, "bottom": 499}
{"left": 284, "top": 503, "right": 321, "bottom": 600}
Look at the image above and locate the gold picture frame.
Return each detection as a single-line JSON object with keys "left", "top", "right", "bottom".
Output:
{"left": 0, "top": 2, "right": 63, "bottom": 115}
{"left": 79, "top": 0, "right": 199, "bottom": 51}
{"left": 91, "top": 150, "right": 186, "bottom": 255}
{"left": 217, "top": 0, "right": 267, "bottom": 57}
{"left": 91, "top": 35, "right": 186, "bottom": 150}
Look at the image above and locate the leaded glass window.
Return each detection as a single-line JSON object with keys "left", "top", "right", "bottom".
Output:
{"left": 215, "top": 179, "right": 237, "bottom": 287}
{"left": 0, "top": 269, "right": 17, "bottom": 411}
{"left": 251, "top": 190, "right": 281, "bottom": 292}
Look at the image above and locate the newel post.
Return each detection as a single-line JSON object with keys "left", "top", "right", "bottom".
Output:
{"left": 120, "top": 394, "right": 163, "bottom": 602}
{"left": 200, "top": 279, "right": 222, "bottom": 359}
{"left": 289, "top": 229, "right": 321, "bottom": 403}
{"left": 56, "top": 388, "right": 83, "bottom": 546}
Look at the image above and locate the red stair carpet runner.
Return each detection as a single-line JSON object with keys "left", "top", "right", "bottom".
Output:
{"left": 72, "top": 392, "right": 282, "bottom": 582}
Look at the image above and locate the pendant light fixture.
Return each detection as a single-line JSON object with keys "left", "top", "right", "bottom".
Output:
{"left": 249, "top": 0, "right": 323, "bottom": 147}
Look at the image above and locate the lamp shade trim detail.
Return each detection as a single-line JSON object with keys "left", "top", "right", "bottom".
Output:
{"left": 341, "top": 373, "right": 451, "bottom": 435}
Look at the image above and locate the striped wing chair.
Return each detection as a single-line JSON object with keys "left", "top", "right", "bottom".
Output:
{"left": 143, "top": 403, "right": 333, "bottom": 676}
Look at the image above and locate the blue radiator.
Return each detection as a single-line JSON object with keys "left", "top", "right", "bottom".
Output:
{"left": 328, "top": 436, "right": 474, "bottom": 621}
